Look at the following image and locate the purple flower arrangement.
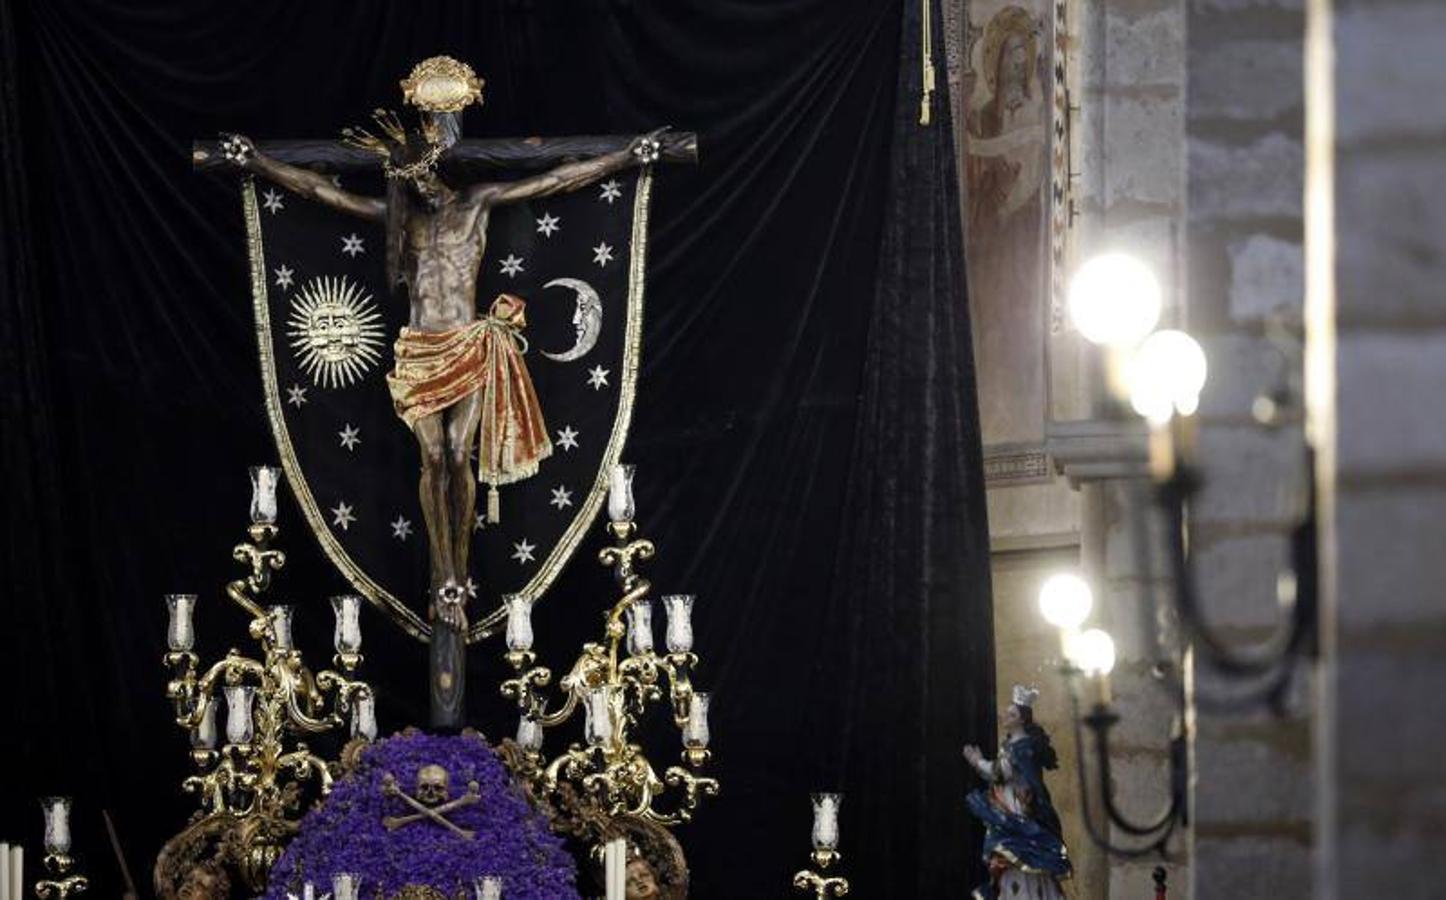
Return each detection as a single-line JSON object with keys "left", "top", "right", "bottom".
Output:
{"left": 264, "top": 730, "right": 580, "bottom": 899}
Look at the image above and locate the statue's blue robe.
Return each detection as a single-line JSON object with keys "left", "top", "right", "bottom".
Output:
{"left": 966, "top": 733, "right": 1071, "bottom": 899}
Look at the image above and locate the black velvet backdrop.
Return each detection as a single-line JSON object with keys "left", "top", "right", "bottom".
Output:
{"left": 0, "top": 0, "right": 995, "bottom": 896}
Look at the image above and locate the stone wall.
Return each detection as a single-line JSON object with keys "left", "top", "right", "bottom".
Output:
{"left": 1312, "top": 0, "right": 1446, "bottom": 895}
{"left": 1183, "top": 0, "right": 1316, "bottom": 895}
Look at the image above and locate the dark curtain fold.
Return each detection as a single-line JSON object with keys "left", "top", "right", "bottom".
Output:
{"left": 0, "top": 0, "right": 993, "bottom": 895}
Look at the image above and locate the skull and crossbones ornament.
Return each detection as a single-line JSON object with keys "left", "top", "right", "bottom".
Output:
{"left": 381, "top": 766, "right": 481, "bottom": 840}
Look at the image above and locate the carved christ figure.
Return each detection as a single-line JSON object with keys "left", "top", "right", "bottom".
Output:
{"left": 223, "top": 58, "right": 663, "bottom": 638}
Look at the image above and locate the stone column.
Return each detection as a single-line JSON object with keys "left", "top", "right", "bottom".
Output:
{"left": 1309, "top": 0, "right": 1446, "bottom": 894}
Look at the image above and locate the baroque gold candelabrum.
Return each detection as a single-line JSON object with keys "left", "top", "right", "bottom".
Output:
{"left": 498, "top": 465, "right": 719, "bottom": 830}
{"left": 162, "top": 466, "right": 376, "bottom": 891}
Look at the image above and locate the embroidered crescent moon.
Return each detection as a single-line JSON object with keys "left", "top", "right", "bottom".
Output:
{"left": 541, "top": 277, "right": 602, "bottom": 362}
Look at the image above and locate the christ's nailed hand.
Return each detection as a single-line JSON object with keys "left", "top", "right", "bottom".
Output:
{"left": 219, "top": 133, "right": 256, "bottom": 168}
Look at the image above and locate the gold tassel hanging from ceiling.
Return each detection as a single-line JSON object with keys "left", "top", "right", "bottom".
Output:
{"left": 920, "top": 0, "right": 936, "bottom": 124}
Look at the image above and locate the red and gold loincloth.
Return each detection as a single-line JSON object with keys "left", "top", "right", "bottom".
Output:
{"left": 386, "top": 294, "right": 553, "bottom": 513}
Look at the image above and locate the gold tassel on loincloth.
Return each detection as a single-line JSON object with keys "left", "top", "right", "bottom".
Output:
{"left": 487, "top": 483, "right": 500, "bottom": 523}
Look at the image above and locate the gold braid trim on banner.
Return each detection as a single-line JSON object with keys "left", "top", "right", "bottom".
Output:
{"left": 244, "top": 170, "right": 652, "bottom": 643}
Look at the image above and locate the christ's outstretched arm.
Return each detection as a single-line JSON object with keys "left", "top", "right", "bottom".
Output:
{"left": 476, "top": 127, "right": 668, "bottom": 207}
{"left": 223, "top": 134, "right": 386, "bottom": 222}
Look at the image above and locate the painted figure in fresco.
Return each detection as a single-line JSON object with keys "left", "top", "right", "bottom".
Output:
{"left": 963, "top": 5, "right": 1050, "bottom": 445}
{"left": 963, "top": 685, "right": 1071, "bottom": 900}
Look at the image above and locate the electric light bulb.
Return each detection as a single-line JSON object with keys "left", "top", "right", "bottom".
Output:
{"left": 1068, "top": 628, "right": 1117, "bottom": 676}
{"left": 1067, "top": 253, "right": 1162, "bottom": 347}
{"left": 1127, "top": 329, "right": 1208, "bottom": 424}
{"left": 1038, "top": 573, "right": 1094, "bottom": 629}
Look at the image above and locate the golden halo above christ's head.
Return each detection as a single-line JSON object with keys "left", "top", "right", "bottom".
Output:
{"left": 400, "top": 55, "right": 484, "bottom": 113}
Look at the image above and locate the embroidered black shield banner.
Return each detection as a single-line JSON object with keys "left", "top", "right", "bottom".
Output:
{"left": 243, "top": 169, "right": 650, "bottom": 642}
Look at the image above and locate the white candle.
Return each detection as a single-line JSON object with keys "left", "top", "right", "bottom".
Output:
{"left": 224, "top": 685, "right": 257, "bottom": 745}
{"left": 607, "top": 464, "right": 635, "bottom": 523}
{"left": 683, "top": 693, "right": 711, "bottom": 751}
{"left": 351, "top": 692, "right": 378, "bottom": 741}
{"left": 191, "top": 696, "right": 218, "bottom": 750}
{"left": 625, "top": 599, "right": 654, "bottom": 656}
{"left": 662, "top": 594, "right": 695, "bottom": 654}
{"left": 1, "top": 842, "right": 11, "bottom": 900}
{"left": 268, "top": 605, "right": 294, "bottom": 651}
{"left": 249, "top": 465, "right": 281, "bottom": 524}
{"left": 584, "top": 688, "right": 613, "bottom": 748}
{"left": 516, "top": 714, "right": 544, "bottom": 752}
{"left": 811, "top": 793, "right": 842, "bottom": 851}
{"left": 10, "top": 844, "right": 22, "bottom": 900}
{"left": 332, "top": 872, "right": 361, "bottom": 900}
{"left": 42, "top": 797, "right": 72, "bottom": 855}
{"left": 504, "top": 595, "right": 534, "bottom": 653}
{"left": 165, "top": 593, "right": 197, "bottom": 652}
{"left": 332, "top": 594, "right": 363, "bottom": 654}
{"left": 604, "top": 838, "right": 627, "bottom": 900}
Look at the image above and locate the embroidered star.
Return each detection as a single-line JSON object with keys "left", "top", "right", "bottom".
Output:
{"left": 286, "top": 384, "right": 308, "bottom": 408}
{"left": 592, "top": 242, "right": 614, "bottom": 267}
{"left": 390, "top": 516, "right": 413, "bottom": 540}
{"left": 536, "top": 213, "right": 560, "bottom": 237}
{"left": 341, "top": 233, "right": 364, "bottom": 257}
{"left": 549, "top": 486, "right": 574, "bottom": 510}
{"left": 555, "top": 425, "right": 579, "bottom": 451}
{"left": 587, "top": 366, "right": 610, "bottom": 390}
{"left": 331, "top": 502, "right": 356, "bottom": 531}
{"left": 599, "top": 179, "right": 622, "bottom": 204}
{"left": 274, "top": 265, "right": 294, "bottom": 289}
{"left": 338, "top": 423, "right": 361, "bottom": 451}
{"left": 512, "top": 539, "right": 537, "bottom": 564}
{"left": 262, "top": 189, "right": 285, "bottom": 214}
{"left": 474, "top": 512, "right": 488, "bottom": 532}
{"left": 464, "top": 577, "right": 478, "bottom": 598}
{"left": 499, "top": 254, "right": 525, "bottom": 277}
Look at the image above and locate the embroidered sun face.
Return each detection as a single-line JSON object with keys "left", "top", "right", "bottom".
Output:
{"left": 287, "top": 275, "right": 386, "bottom": 388}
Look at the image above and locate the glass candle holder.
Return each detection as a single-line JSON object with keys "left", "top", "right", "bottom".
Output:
{"left": 249, "top": 465, "right": 281, "bottom": 525}
{"left": 191, "top": 696, "right": 218, "bottom": 750}
{"left": 584, "top": 687, "right": 613, "bottom": 747}
{"left": 351, "top": 692, "right": 378, "bottom": 741}
{"left": 332, "top": 872, "right": 362, "bottom": 900}
{"left": 504, "top": 595, "right": 534, "bottom": 653}
{"left": 332, "top": 594, "right": 363, "bottom": 654}
{"left": 474, "top": 875, "right": 504, "bottom": 900}
{"left": 516, "top": 714, "right": 544, "bottom": 753}
{"left": 268, "top": 605, "right": 294, "bottom": 651}
{"left": 224, "top": 685, "right": 256, "bottom": 745}
{"left": 607, "top": 464, "right": 636, "bottom": 523}
{"left": 683, "top": 692, "right": 711, "bottom": 750}
{"left": 662, "top": 594, "right": 695, "bottom": 654}
{"left": 41, "top": 797, "right": 72, "bottom": 856}
{"left": 626, "top": 599, "right": 654, "bottom": 656}
{"left": 166, "top": 593, "right": 197, "bottom": 652}
{"left": 810, "top": 793, "right": 842, "bottom": 852}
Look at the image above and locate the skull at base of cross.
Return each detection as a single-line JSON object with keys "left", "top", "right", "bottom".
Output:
{"left": 416, "top": 765, "right": 450, "bottom": 806}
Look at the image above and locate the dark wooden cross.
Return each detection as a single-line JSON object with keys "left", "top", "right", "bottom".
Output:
{"left": 193, "top": 132, "right": 695, "bottom": 731}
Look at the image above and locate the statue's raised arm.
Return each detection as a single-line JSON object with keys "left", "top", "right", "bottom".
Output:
{"left": 478, "top": 126, "right": 669, "bottom": 207}
{"left": 221, "top": 133, "right": 386, "bottom": 222}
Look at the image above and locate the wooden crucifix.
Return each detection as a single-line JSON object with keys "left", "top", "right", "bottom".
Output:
{"left": 196, "top": 56, "right": 695, "bottom": 730}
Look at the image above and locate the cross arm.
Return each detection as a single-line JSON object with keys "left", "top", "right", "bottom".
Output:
{"left": 192, "top": 132, "right": 699, "bottom": 175}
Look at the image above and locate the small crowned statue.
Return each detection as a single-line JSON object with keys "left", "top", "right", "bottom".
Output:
{"left": 963, "top": 685, "right": 1072, "bottom": 900}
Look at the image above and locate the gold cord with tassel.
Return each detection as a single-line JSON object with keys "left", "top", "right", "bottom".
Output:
{"left": 920, "top": 0, "right": 935, "bottom": 124}
{"left": 487, "top": 483, "right": 500, "bottom": 523}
